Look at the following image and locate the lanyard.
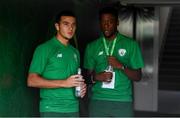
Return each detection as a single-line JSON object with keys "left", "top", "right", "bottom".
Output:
{"left": 103, "top": 37, "right": 117, "bottom": 56}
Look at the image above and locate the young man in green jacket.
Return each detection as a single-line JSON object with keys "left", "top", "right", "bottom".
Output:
{"left": 28, "top": 10, "right": 86, "bottom": 117}
{"left": 84, "top": 6, "right": 144, "bottom": 117}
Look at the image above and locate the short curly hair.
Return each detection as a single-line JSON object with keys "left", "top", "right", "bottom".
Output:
{"left": 99, "top": 6, "right": 118, "bottom": 21}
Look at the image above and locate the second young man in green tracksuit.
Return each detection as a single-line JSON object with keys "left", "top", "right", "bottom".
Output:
{"left": 84, "top": 6, "right": 144, "bottom": 117}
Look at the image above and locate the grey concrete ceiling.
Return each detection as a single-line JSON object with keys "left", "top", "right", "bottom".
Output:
{"left": 120, "top": 0, "right": 180, "bottom": 5}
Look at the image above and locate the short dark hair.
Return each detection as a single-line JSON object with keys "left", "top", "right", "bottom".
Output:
{"left": 99, "top": 7, "right": 118, "bottom": 20}
{"left": 55, "top": 10, "right": 76, "bottom": 23}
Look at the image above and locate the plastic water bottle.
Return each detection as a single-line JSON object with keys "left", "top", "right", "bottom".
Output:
{"left": 105, "top": 65, "right": 113, "bottom": 82}
{"left": 106, "top": 65, "right": 113, "bottom": 72}
{"left": 75, "top": 68, "right": 82, "bottom": 97}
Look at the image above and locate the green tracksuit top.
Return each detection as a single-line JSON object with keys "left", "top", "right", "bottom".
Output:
{"left": 29, "top": 36, "right": 80, "bottom": 113}
{"left": 84, "top": 32, "right": 144, "bottom": 102}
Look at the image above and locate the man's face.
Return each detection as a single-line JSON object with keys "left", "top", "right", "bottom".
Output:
{"left": 55, "top": 16, "right": 76, "bottom": 40}
{"left": 100, "top": 13, "right": 118, "bottom": 39}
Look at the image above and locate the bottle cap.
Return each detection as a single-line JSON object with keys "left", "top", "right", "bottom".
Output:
{"left": 78, "top": 68, "right": 81, "bottom": 75}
